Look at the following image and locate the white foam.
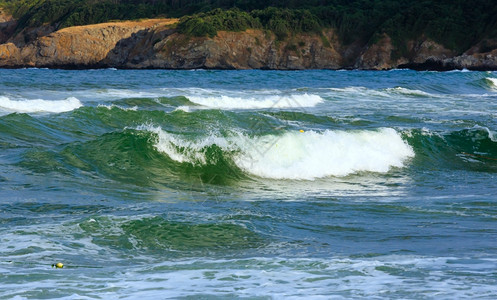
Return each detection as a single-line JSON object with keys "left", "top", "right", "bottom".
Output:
{"left": 2, "top": 217, "right": 495, "bottom": 299}
{"left": 141, "top": 125, "right": 234, "bottom": 164}
{"left": 329, "top": 86, "right": 375, "bottom": 93}
{"left": 95, "top": 89, "right": 160, "bottom": 99}
{"left": 174, "top": 106, "right": 192, "bottom": 112}
{"left": 488, "top": 129, "right": 497, "bottom": 142}
{"left": 97, "top": 104, "right": 138, "bottom": 111}
{"left": 3, "top": 255, "right": 495, "bottom": 299}
{"left": 133, "top": 256, "right": 495, "bottom": 299}
{"left": 234, "top": 128, "right": 414, "bottom": 179}
{"left": 385, "top": 87, "right": 432, "bottom": 97}
{"left": 0, "top": 96, "right": 82, "bottom": 113}
{"left": 486, "top": 77, "right": 497, "bottom": 89}
{"left": 472, "top": 125, "right": 497, "bottom": 142}
{"left": 142, "top": 126, "right": 414, "bottom": 180}
{"left": 186, "top": 94, "right": 323, "bottom": 109}
{"left": 328, "top": 86, "right": 391, "bottom": 98}
{"left": 162, "top": 87, "right": 285, "bottom": 97}
{"left": 329, "top": 86, "right": 434, "bottom": 98}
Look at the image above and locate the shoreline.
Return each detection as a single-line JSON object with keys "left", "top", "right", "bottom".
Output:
{"left": 1, "top": 66, "right": 495, "bottom": 72}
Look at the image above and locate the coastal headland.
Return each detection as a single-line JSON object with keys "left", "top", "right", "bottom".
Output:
{"left": 0, "top": 4, "right": 496, "bottom": 70}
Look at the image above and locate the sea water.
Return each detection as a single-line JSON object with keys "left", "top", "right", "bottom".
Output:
{"left": 1, "top": 69, "right": 496, "bottom": 299}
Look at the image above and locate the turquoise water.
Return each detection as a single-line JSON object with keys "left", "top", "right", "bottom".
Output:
{"left": 1, "top": 69, "right": 497, "bottom": 298}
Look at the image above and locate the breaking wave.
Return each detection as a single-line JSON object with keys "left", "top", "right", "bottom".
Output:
{"left": 384, "top": 87, "right": 433, "bottom": 97}
{"left": 0, "top": 96, "right": 82, "bottom": 113}
{"left": 486, "top": 77, "right": 497, "bottom": 89}
{"left": 328, "top": 86, "right": 435, "bottom": 98}
{"left": 186, "top": 94, "right": 323, "bottom": 109}
{"left": 142, "top": 126, "right": 414, "bottom": 180}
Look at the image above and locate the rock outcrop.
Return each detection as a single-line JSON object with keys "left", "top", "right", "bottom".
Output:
{"left": 0, "top": 9, "right": 16, "bottom": 44}
{"left": 399, "top": 40, "right": 497, "bottom": 71}
{"left": 108, "top": 29, "right": 343, "bottom": 69}
{"left": 354, "top": 34, "right": 400, "bottom": 69}
{"left": 0, "top": 19, "right": 178, "bottom": 68}
{"left": 0, "top": 16, "right": 496, "bottom": 70}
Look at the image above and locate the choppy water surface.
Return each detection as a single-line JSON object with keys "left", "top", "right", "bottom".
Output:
{"left": 1, "top": 69, "right": 497, "bottom": 299}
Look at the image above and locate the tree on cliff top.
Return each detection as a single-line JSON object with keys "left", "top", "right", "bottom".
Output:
{"left": 0, "top": 0, "right": 496, "bottom": 54}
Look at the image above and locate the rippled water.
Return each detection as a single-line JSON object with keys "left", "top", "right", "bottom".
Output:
{"left": 1, "top": 69, "right": 497, "bottom": 298}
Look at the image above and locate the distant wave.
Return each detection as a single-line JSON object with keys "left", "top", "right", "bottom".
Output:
{"left": 97, "top": 104, "right": 138, "bottom": 111}
{"left": 0, "top": 96, "right": 82, "bottom": 113}
{"left": 94, "top": 89, "right": 160, "bottom": 99}
{"left": 328, "top": 86, "right": 379, "bottom": 94}
{"left": 447, "top": 68, "right": 471, "bottom": 73}
{"left": 141, "top": 126, "right": 414, "bottom": 180}
{"left": 186, "top": 94, "right": 324, "bottom": 109}
{"left": 173, "top": 106, "right": 192, "bottom": 112}
{"left": 329, "top": 86, "right": 435, "bottom": 98}
{"left": 385, "top": 87, "right": 433, "bottom": 97}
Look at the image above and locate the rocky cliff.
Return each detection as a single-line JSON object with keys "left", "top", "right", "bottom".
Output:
{"left": 0, "top": 14, "right": 495, "bottom": 70}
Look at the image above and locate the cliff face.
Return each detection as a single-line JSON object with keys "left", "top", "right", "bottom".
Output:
{"left": 109, "top": 29, "right": 343, "bottom": 69}
{"left": 0, "top": 10, "right": 16, "bottom": 44}
{"left": 399, "top": 39, "right": 497, "bottom": 71}
{"left": 0, "top": 19, "right": 178, "bottom": 68}
{"left": 0, "top": 16, "right": 496, "bottom": 70}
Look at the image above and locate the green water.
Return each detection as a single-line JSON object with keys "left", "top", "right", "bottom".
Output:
{"left": 1, "top": 69, "right": 497, "bottom": 298}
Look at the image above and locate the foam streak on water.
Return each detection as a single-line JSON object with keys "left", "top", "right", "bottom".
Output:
{"left": 1, "top": 256, "right": 495, "bottom": 299}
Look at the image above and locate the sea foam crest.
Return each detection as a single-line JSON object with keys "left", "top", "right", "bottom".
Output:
{"left": 486, "top": 77, "right": 497, "bottom": 89}
{"left": 329, "top": 86, "right": 433, "bottom": 98}
{"left": 473, "top": 125, "right": 497, "bottom": 142}
{"left": 141, "top": 125, "right": 234, "bottom": 164}
{"left": 98, "top": 104, "right": 138, "bottom": 111}
{"left": 186, "top": 94, "right": 323, "bottom": 109}
{"left": 142, "top": 125, "right": 414, "bottom": 180}
{"left": 234, "top": 128, "right": 415, "bottom": 179}
{"left": 98, "top": 89, "right": 159, "bottom": 99}
{"left": 385, "top": 87, "right": 432, "bottom": 97}
{"left": 173, "top": 106, "right": 192, "bottom": 112}
{"left": 0, "top": 96, "right": 82, "bottom": 113}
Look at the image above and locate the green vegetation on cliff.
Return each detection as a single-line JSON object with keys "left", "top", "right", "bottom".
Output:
{"left": 177, "top": 7, "right": 321, "bottom": 40}
{"left": 1, "top": 0, "right": 496, "bottom": 53}
{"left": 177, "top": 8, "right": 261, "bottom": 37}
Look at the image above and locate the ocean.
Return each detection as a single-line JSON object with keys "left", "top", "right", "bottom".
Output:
{"left": 1, "top": 69, "right": 496, "bottom": 299}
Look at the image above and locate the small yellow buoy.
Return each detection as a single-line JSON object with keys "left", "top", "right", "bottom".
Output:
{"left": 52, "top": 262, "right": 64, "bottom": 268}
{"left": 299, "top": 129, "right": 304, "bottom": 133}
